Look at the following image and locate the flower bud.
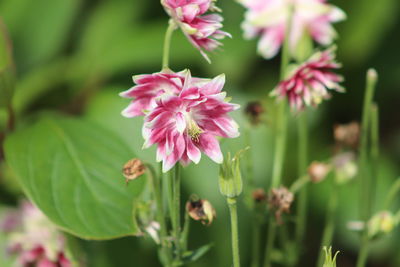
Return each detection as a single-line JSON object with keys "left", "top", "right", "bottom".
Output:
{"left": 268, "top": 187, "right": 294, "bottom": 224}
{"left": 219, "top": 149, "right": 247, "bottom": 199}
{"left": 332, "top": 152, "right": 357, "bottom": 184}
{"left": 186, "top": 196, "right": 216, "bottom": 225}
{"left": 122, "top": 158, "right": 146, "bottom": 184}
{"left": 322, "top": 246, "right": 339, "bottom": 267}
{"left": 368, "top": 211, "right": 396, "bottom": 238}
{"left": 333, "top": 122, "right": 360, "bottom": 148}
{"left": 308, "top": 161, "right": 331, "bottom": 183}
{"left": 245, "top": 101, "right": 265, "bottom": 126}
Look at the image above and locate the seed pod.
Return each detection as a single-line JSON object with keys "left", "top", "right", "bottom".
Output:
{"left": 122, "top": 158, "right": 146, "bottom": 184}
{"left": 252, "top": 188, "right": 267, "bottom": 203}
{"left": 186, "top": 197, "right": 216, "bottom": 225}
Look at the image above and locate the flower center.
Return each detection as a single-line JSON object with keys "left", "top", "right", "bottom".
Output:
{"left": 186, "top": 115, "right": 203, "bottom": 142}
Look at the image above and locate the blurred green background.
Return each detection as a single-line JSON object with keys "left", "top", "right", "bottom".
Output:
{"left": 0, "top": 0, "right": 400, "bottom": 266}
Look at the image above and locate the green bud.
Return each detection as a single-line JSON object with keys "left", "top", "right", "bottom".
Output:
{"left": 368, "top": 211, "right": 396, "bottom": 238}
{"left": 219, "top": 149, "right": 248, "bottom": 199}
{"left": 322, "top": 246, "right": 339, "bottom": 267}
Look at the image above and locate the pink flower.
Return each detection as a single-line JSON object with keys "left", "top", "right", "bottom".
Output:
{"left": 1, "top": 201, "right": 73, "bottom": 267}
{"left": 142, "top": 71, "right": 240, "bottom": 172}
{"left": 162, "top": 0, "right": 231, "bottom": 63}
{"left": 120, "top": 69, "right": 208, "bottom": 118}
{"left": 271, "top": 48, "right": 344, "bottom": 111}
{"left": 238, "top": 0, "right": 346, "bottom": 59}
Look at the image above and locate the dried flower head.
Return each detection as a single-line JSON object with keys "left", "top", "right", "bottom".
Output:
{"left": 308, "top": 161, "right": 331, "bottom": 183}
{"left": 252, "top": 188, "right": 267, "bottom": 203}
{"left": 333, "top": 121, "right": 360, "bottom": 149}
{"left": 123, "top": 158, "right": 146, "bottom": 183}
{"left": 237, "top": 0, "right": 346, "bottom": 59}
{"left": 162, "top": 0, "right": 231, "bottom": 63}
{"left": 186, "top": 196, "right": 216, "bottom": 225}
{"left": 245, "top": 101, "right": 265, "bottom": 125}
{"left": 271, "top": 48, "right": 344, "bottom": 111}
{"left": 268, "top": 186, "right": 294, "bottom": 224}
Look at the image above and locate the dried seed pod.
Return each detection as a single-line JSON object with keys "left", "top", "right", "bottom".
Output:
{"left": 333, "top": 121, "right": 360, "bottom": 148}
{"left": 268, "top": 186, "right": 294, "bottom": 224}
{"left": 122, "top": 158, "right": 146, "bottom": 184}
{"left": 252, "top": 188, "right": 267, "bottom": 203}
{"left": 245, "top": 101, "right": 265, "bottom": 125}
{"left": 186, "top": 197, "right": 216, "bottom": 225}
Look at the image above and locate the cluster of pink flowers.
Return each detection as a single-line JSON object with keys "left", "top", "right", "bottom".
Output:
{"left": 271, "top": 48, "right": 344, "bottom": 111}
{"left": 162, "top": 0, "right": 231, "bottom": 62}
{"left": 121, "top": 69, "right": 240, "bottom": 172}
{"left": 1, "top": 201, "right": 71, "bottom": 267}
{"left": 237, "top": 0, "right": 346, "bottom": 59}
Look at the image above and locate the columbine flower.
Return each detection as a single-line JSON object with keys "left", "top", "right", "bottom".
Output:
{"left": 271, "top": 48, "right": 344, "bottom": 111}
{"left": 238, "top": 0, "right": 346, "bottom": 59}
{"left": 1, "top": 201, "right": 72, "bottom": 267}
{"left": 142, "top": 71, "right": 239, "bottom": 172}
{"left": 162, "top": 0, "right": 231, "bottom": 62}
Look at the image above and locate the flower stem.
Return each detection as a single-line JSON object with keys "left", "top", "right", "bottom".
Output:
{"left": 181, "top": 212, "right": 190, "bottom": 251}
{"left": 173, "top": 164, "right": 182, "bottom": 259}
{"left": 263, "top": 221, "right": 276, "bottom": 267}
{"left": 356, "top": 69, "right": 378, "bottom": 267}
{"left": 146, "top": 164, "right": 172, "bottom": 266}
{"left": 162, "top": 20, "right": 176, "bottom": 70}
{"left": 228, "top": 197, "right": 241, "bottom": 267}
{"left": 384, "top": 177, "right": 400, "bottom": 209}
{"left": 295, "top": 112, "right": 308, "bottom": 248}
{"left": 316, "top": 180, "right": 338, "bottom": 267}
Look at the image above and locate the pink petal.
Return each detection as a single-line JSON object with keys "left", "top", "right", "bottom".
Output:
{"left": 198, "top": 133, "right": 223, "bottom": 164}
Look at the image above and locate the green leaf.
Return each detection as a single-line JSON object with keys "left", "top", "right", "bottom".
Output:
{"left": 0, "top": 19, "right": 15, "bottom": 108}
{"left": 4, "top": 115, "right": 146, "bottom": 239}
{"left": 181, "top": 243, "right": 213, "bottom": 264}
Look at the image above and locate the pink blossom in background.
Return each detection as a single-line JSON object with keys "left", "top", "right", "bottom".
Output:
{"left": 141, "top": 71, "right": 240, "bottom": 172}
{"left": 162, "top": 0, "right": 231, "bottom": 63}
{"left": 271, "top": 48, "right": 344, "bottom": 111}
{"left": 238, "top": 0, "right": 346, "bottom": 59}
{"left": 1, "top": 201, "right": 72, "bottom": 267}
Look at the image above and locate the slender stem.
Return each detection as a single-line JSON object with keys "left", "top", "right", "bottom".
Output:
{"left": 384, "top": 177, "right": 400, "bottom": 209}
{"left": 369, "top": 104, "right": 379, "bottom": 210}
{"left": 228, "top": 197, "right": 241, "bottom": 267}
{"left": 263, "top": 5, "right": 293, "bottom": 267}
{"left": 356, "top": 69, "right": 378, "bottom": 267}
{"left": 146, "top": 164, "right": 172, "bottom": 266}
{"left": 316, "top": 181, "right": 338, "bottom": 267}
{"left": 251, "top": 204, "right": 264, "bottom": 267}
{"left": 290, "top": 175, "right": 310, "bottom": 194}
{"left": 162, "top": 20, "right": 176, "bottom": 70}
{"left": 181, "top": 212, "right": 190, "bottom": 251}
{"left": 173, "top": 164, "right": 182, "bottom": 259}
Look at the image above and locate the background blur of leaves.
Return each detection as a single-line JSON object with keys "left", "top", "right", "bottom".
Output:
{"left": 0, "top": 0, "right": 399, "bottom": 266}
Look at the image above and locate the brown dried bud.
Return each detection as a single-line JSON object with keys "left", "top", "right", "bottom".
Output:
{"left": 123, "top": 158, "right": 146, "bottom": 184}
{"left": 186, "top": 197, "right": 216, "bottom": 225}
{"left": 245, "top": 101, "right": 265, "bottom": 125}
{"left": 334, "top": 122, "right": 360, "bottom": 148}
{"left": 268, "top": 187, "right": 294, "bottom": 224}
{"left": 308, "top": 161, "right": 331, "bottom": 183}
{"left": 252, "top": 188, "right": 267, "bottom": 203}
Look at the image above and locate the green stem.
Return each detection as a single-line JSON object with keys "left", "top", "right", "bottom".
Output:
{"left": 263, "top": 221, "right": 276, "bottom": 267}
{"left": 384, "top": 177, "right": 400, "bottom": 209}
{"left": 146, "top": 164, "right": 172, "bottom": 266}
{"left": 181, "top": 212, "right": 190, "bottom": 251}
{"left": 316, "top": 181, "right": 338, "bottom": 267}
{"left": 290, "top": 175, "right": 310, "bottom": 194}
{"left": 369, "top": 104, "right": 379, "bottom": 210}
{"left": 173, "top": 164, "right": 182, "bottom": 259}
{"left": 162, "top": 20, "right": 176, "bottom": 70}
{"left": 251, "top": 205, "right": 263, "bottom": 267}
{"left": 228, "top": 198, "right": 241, "bottom": 267}
{"left": 356, "top": 69, "right": 378, "bottom": 267}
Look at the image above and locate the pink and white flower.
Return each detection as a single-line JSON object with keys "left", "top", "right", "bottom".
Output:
{"left": 1, "top": 201, "right": 72, "bottom": 267}
{"left": 271, "top": 48, "right": 344, "bottom": 111}
{"left": 162, "top": 0, "right": 231, "bottom": 63}
{"left": 141, "top": 71, "right": 240, "bottom": 172}
{"left": 238, "top": 0, "right": 346, "bottom": 59}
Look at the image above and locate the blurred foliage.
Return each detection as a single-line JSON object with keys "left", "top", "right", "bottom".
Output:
{"left": 0, "top": 0, "right": 399, "bottom": 266}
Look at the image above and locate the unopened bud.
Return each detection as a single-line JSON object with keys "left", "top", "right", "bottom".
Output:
{"left": 332, "top": 152, "right": 357, "bottom": 184}
{"left": 245, "top": 101, "right": 265, "bottom": 125}
{"left": 333, "top": 122, "right": 360, "bottom": 148}
{"left": 268, "top": 187, "right": 294, "bottom": 224}
{"left": 219, "top": 149, "right": 248, "bottom": 198}
{"left": 368, "top": 211, "right": 396, "bottom": 238}
{"left": 252, "top": 188, "right": 267, "bottom": 203}
{"left": 123, "top": 158, "right": 146, "bottom": 184}
{"left": 186, "top": 196, "right": 216, "bottom": 225}
{"left": 322, "top": 246, "right": 339, "bottom": 267}
{"left": 308, "top": 161, "right": 331, "bottom": 183}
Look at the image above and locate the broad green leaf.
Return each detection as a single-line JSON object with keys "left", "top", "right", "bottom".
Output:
{"left": 4, "top": 116, "right": 146, "bottom": 239}
{"left": 0, "top": 19, "right": 15, "bottom": 108}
